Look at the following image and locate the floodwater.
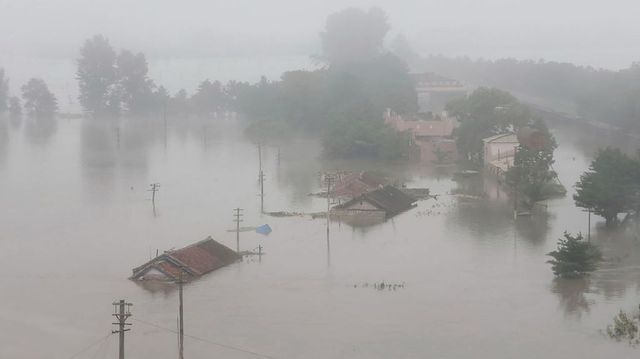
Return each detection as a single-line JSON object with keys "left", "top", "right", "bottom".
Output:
{"left": 1, "top": 115, "right": 640, "bottom": 359}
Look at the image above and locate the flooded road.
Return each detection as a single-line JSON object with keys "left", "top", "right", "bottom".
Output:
{"left": 1, "top": 116, "right": 639, "bottom": 358}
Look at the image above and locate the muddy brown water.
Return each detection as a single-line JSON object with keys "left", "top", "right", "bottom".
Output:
{"left": 1, "top": 116, "right": 639, "bottom": 358}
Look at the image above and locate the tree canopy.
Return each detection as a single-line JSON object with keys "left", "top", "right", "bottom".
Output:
{"left": 574, "top": 147, "right": 640, "bottom": 226}
{"left": 547, "top": 232, "right": 602, "bottom": 278}
{"left": 447, "top": 87, "right": 534, "bottom": 162}
{"left": 76, "top": 35, "right": 118, "bottom": 117}
{"left": 21, "top": 78, "right": 57, "bottom": 119}
{"left": 320, "top": 7, "right": 389, "bottom": 65}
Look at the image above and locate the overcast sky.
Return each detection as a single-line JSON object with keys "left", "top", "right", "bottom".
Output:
{"left": 1, "top": 0, "right": 639, "bottom": 69}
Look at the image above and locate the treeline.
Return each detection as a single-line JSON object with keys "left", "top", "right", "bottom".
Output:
{"left": 0, "top": 68, "right": 57, "bottom": 120}
{"left": 75, "top": 8, "right": 418, "bottom": 160}
{"left": 417, "top": 56, "right": 640, "bottom": 131}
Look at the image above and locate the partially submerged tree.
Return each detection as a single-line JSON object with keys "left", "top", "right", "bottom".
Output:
{"left": 116, "top": 50, "right": 156, "bottom": 116}
{"left": 506, "top": 119, "right": 559, "bottom": 204}
{"left": 547, "top": 232, "right": 602, "bottom": 278}
{"left": 574, "top": 147, "right": 640, "bottom": 227}
{"left": 21, "top": 78, "right": 57, "bottom": 119}
{"left": 606, "top": 307, "right": 640, "bottom": 345}
{"left": 76, "top": 35, "right": 118, "bottom": 117}
{"left": 447, "top": 87, "right": 532, "bottom": 162}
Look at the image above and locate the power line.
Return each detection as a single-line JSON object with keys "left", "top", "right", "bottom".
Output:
{"left": 66, "top": 332, "right": 113, "bottom": 359}
{"left": 132, "top": 318, "right": 278, "bottom": 359}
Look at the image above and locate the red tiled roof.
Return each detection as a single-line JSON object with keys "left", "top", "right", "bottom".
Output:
{"left": 168, "top": 238, "right": 239, "bottom": 275}
{"left": 332, "top": 172, "right": 384, "bottom": 198}
{"left": 131, "top": 237, "right": 239, "bottom": 281}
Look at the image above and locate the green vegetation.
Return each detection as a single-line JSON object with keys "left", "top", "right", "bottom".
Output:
{"left": 446, "top": 87, "right": 539, "bottom": 162}
{"left": 547, "top": 232, "right": 602, "bottom": 278}
{"left": 606, "top": 307, "right": 640, "bottom": 345}
{"left": 574, "top": 148, "right": 640, "bottom": 227}
{"left": 76, "top": 35, "right": 169, "bottom": 117}
{"left": 21, "top": 78, "right": 57, "bottom": 119}
{"left": 505, "top": 119, "right": 560, "bottom": 204}
{"left": 420, "top": 56, "right": 640, "bottom": 132}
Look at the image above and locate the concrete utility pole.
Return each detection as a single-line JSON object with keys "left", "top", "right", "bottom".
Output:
{"left": 324, "top": 173, "right": 336, "bottom": 266}
{"left": 112, "top": 300, "right": 132, "bottom": 359}
{"left": 233, "top": 208, "right": 244, "bottom": 253}
{"left": 149, "top": 183, "right": 160, "bottom": 204}
{"left": 178, "top": 269, "right": 185, "bottom": 359}
{"left": 258, "top": 244, "right": 263, "bottom": 263}
{"left": 259, "top": 170, "right": 265, "bottom": 213}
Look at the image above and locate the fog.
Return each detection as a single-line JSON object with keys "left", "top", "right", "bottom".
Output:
{"left": 2, "top": 1, "right": 640, "bottom": 358}
{"left": 1, "top": 0, "right": 639, "bottom": 68}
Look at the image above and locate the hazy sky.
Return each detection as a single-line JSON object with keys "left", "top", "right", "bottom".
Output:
{"left": 1, "top": 0, "right": 639, "bottom": 69}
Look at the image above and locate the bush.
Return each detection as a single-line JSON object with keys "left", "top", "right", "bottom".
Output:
{"left": 547, "top": 232, "right": 602, "bottom": 278}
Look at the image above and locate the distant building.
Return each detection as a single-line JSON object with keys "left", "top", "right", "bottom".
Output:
{"left": 482, "top": 133, "right": 519, "bottom": 177}
{"left": 332, "top": 185, "right": 417, "bottom": 221}
{"left": 384, "top": 109, "right": 458, "bottom": 164}
{"left": 411, "top": 72, "right": 468, "bottom": 113}
{"left": 130, "top": 237, "right": 240, "bottom": 282}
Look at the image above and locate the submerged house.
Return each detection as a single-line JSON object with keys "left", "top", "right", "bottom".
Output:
{"left": 130, "top": 237, "right": 240, "bottom": 282}
{"left": 384, "top": 109, "right": 458, "bottom": 164}
{"left": 331, "top": 171, "right": 385, "bottom": 200}
{"left": 332, "top": 185, "right": 417, "bottom": 221}
{"left": 483, "top": 127, "right": 545, "bottom": 178}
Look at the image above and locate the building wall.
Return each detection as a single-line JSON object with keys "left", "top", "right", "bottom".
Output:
{"left": 484, "top": 142, "right": 518, "bottom": 165}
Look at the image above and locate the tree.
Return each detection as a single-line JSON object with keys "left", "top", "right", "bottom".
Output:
{"left": 574, "top": 147, "right": 640, "bottom": 227}
{"left": 0, "top": 68, "right": 8, "bottom": 113}
{"left": 76, "top": 35, "right": 118, "bottom": 117}
{"left": 116, "top": 50, "right": 156, "bottom": 115}
{"left": 506, "top": 119, "right": 559, "bottom": 204}
{"left": 320, "top": 7, "right": 389, "bottom": 65}
{"left": 168, "top": 89, "right": 190, "bottom": 118}
{"left": 190, "top": 79, "right": 227, "bottom": 118}
{"left": 21, "top": 78, "right": 57, "bottom": 118}
{"left": 547, "top": 232, "right": 602, "bottom": 278}
{"left": 447, "top": 87, "right": 532, "bottom": 162}
{"left": 390, "top": 34, "right": 420, "bottom": 67}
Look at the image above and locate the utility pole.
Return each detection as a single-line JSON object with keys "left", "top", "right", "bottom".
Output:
{"left": 324, "top": 173, "right": 336, "bottom": 266}
{"left": 587, "top": 207, "right": 592, "bottom": 242}
{"left": 178, "top": 269, "right": 185, "bottom": 359}
{"left": 259, "top": 170, "right": 265, "bottom": 213}
{"left": 233, "top": 208, "right": 244, "bottom": 253}
{"left": 149, "top": 183, "right": 160, "bottom": 215}
{"left": 149, "top": 183, "right": 160, "bottom": 204}
{"left": 112, "top": 300, "right": 132, "bottom": 359}
{"left": 258, "top": 244, "right": 263, "bottom": 263}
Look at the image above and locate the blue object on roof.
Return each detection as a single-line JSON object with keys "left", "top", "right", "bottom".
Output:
{"left": 256, "top": 224, "right": 272, "bottom": 235}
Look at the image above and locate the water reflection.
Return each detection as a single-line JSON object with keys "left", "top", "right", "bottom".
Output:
{"left": 24, "top": 116, "right": 57, "bottom": 145}
{"left": 0, "top": 115, "right": 8, "bottom": 166}
{"left": 551, "top": 278, "right": 593, "bottom": 318}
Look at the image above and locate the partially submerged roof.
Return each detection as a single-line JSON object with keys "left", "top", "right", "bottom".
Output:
{"left": 332, "top": 171, "right": 385, "bottom": 198}
{"left": 131, "top": 237, "right": 240, "bottom": 282}
{"left": 482, "top": 133, "right": 519, "bottom": 144}
{"left": 334, "top": 185, "right": 417, "bottom": 217}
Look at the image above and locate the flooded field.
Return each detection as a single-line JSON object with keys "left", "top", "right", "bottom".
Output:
{"left": 1, "top": 116, "right": 640, "bottom": 358}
